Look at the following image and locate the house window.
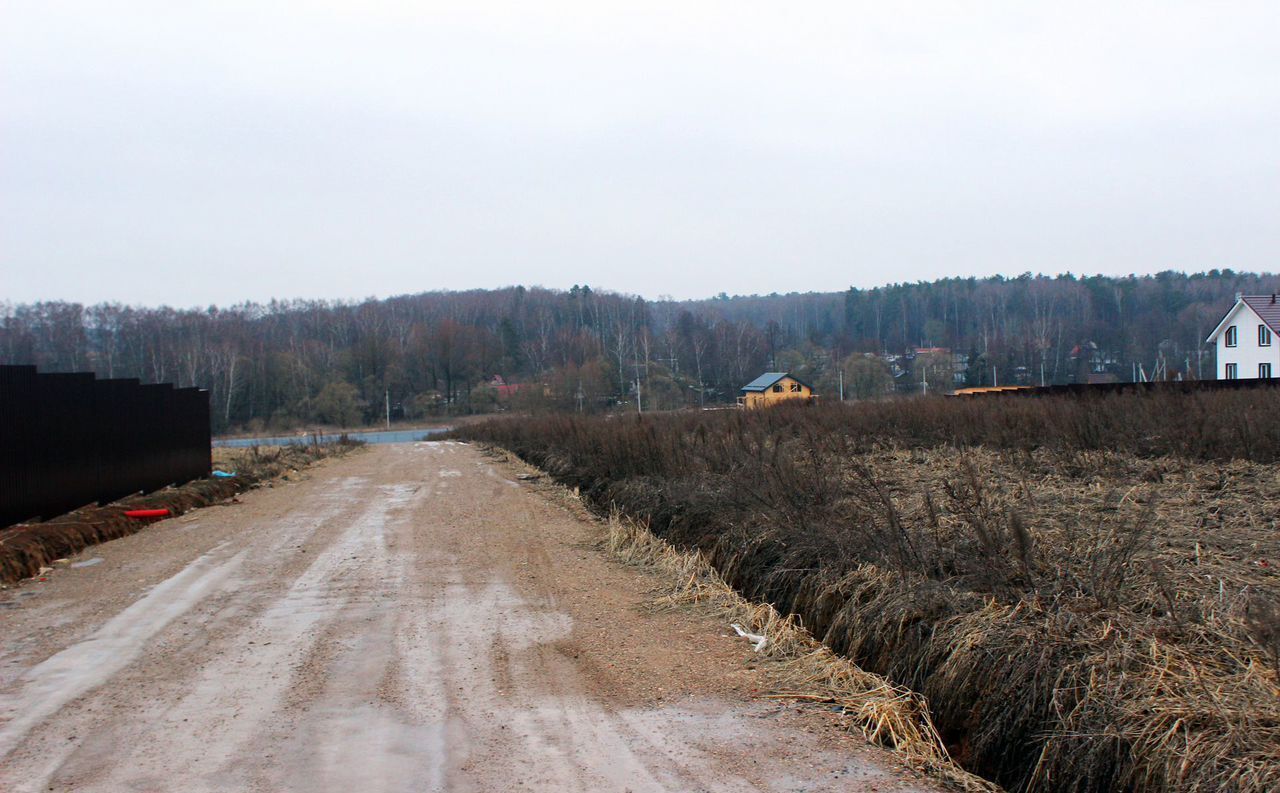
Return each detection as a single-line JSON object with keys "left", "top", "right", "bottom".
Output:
{"left": 1261, "top": 363, "right": 1273, "bottom": 379}
{"left": 790, "top": 382, "right": 802, "bottom": 392}
{"left": 1261, "top": 325, "right": 1272, "bottom": 347}
{"left": 1225, "top": 363, "right": 1238, "bottom": 379}
{"left": 1225, "top": 326, "right": 1237, "bottom": 347}
{"left": 772, "top": 384, "right": 784, "bottom": 393}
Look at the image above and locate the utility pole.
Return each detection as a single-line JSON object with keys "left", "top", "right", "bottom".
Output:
{"left": 632, "top": 362, "right": 644, "bottom": 414}
{"left": 838, "top": 368, "right": 844, "bottom": 401}
{"left": 385, "top": 389, "right": 390, "bottom": 430}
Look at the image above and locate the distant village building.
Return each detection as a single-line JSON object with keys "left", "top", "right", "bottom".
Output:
{"left": 487, "top": 375, "right": 526, "bottom": 399}
{"left": 1069, "top": 341, "right": 1103, "bottom": 383}
{"left": 909, "top": 347, "right": 961, "bottom": 393}
{"left": 1206, "top": 294, "right": 1280, "bottom": 380}
{"left": 737, "top": 372, "right": 814, "bottom": 408}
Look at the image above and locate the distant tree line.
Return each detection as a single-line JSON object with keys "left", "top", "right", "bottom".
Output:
{"left": 2, "top": 271, "right": 1274, "bottom": 432}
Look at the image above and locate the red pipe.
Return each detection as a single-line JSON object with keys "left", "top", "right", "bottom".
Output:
{"left": 124, "top": 509, "right": 170, "bottom": 519}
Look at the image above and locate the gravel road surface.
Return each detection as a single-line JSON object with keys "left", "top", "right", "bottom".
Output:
{"left": 0, "top": 442, "right": 941, "bottom": 792}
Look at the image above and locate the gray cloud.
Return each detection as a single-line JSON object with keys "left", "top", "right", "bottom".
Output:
{"left": 3, "top": 1, "right": 1277, "bottom": 306}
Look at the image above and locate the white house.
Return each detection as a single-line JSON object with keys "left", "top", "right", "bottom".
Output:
{"left": 1205, "top": 293, "right": 1280, "bottom": 380}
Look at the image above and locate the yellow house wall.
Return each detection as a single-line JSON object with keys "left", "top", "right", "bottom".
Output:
{"left": 740, "top": 377, "right": 812, "bottom": 408}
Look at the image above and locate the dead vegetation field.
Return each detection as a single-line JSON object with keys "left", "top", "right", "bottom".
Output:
{"left": 456, "top": 391, "right": 1280, "bottom": 793}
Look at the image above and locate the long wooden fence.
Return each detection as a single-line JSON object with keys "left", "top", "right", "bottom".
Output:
{"left": 0, "top": 365, "right": 211, "bottom": 527}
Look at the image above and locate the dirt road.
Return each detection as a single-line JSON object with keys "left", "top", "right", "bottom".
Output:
{"left": 0, "top": 442, "right": 941, "bottom": 792}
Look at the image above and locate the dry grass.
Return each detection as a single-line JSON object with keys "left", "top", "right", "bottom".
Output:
{"left": 456, "top": 395, "right": 1280, "bottom": 792}
{"left": 604, "top": 510, "right": 998, "bottom": 792}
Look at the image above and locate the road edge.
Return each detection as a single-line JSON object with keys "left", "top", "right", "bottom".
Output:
{"left": 477, "top": 443, "right": 1001, "bottom": 793}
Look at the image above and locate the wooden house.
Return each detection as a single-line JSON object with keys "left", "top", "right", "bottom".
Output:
{"left": 737, "top": 372, "right": 815, "bottom": 408}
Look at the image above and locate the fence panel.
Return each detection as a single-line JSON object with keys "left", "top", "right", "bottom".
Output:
{"left": 0, "top": 366, "right": 38, "bottom": 527}
{"left": 0, "top": 365, "right": 211, "bottom": 527}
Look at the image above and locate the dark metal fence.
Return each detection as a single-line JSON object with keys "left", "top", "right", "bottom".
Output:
{"left": 0, "top": 365, "right": 211, "bottom": 527}
{"left": 953, "top": 377, "right": 1280, "bottom": 398}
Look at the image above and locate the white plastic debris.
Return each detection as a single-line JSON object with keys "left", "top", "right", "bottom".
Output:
{"left": 730, "top": 623, "right": 767, "bottom": 652}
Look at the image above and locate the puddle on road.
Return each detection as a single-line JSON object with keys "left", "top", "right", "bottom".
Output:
{"left": 0, "top": 547, "right": 246, "bottom": 758}
{"left": 0, "top": 591, "right": 42, "bottom": 609}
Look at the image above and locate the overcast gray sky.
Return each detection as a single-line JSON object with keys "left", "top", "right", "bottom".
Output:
{"left": 2, "top": 1, "right": 1277, "bottom": 307}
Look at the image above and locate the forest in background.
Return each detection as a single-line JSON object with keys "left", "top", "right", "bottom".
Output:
{"left": 2, "top": 269, "right": 1277, "bottom": 432}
